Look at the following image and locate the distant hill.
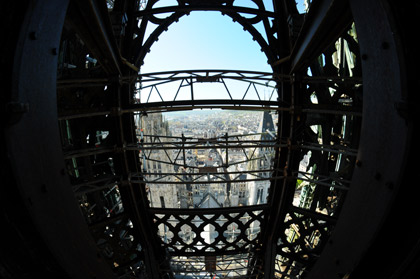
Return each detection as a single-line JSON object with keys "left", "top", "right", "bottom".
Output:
{"left": 164, "top": 109, "right": 263, "bottom": 120}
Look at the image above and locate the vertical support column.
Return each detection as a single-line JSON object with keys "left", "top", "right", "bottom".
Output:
{"left": 117, "top": 71, "right": 172, "bottom": 277}
{"left": 190, "top": 78, "right": 194, "bottom": 106}
{"left": 306, "top": 0, "right": 411, "bottom": 277}
{"left": 5, "top": 0, "right": 116, "bottom": 277}
{"left": 262, "top": 71, "right": 300, "bottom": 278}
{"left": 182, "top": 133, "right": 187, "bottom": 167}
{"left": 225, "top": 133, "right": 229, "bottom": 168}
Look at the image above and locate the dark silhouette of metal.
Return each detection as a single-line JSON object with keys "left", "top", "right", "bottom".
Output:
{"left": 1, "top": 0, "right": 416, "bottom": 279}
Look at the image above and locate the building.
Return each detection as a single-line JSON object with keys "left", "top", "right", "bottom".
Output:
{"left": 247, "top": 111, "right": 276, "bottom": 206}
{"left": 139, "top": 113, "right": 178, "bottom": 208}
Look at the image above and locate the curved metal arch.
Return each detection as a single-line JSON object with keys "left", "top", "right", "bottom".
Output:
{"left": 137, "top": 0, "right": 275, "bottom": 25}
{"left": 4, "top": 0, "right": 416, "bottom": 278}
{"left": 132, "top": 1, "right": 279, "bottom": 69}
{"left": 4, "top": 0, "right": 115, "bottom": 277}
{"left": 134, "top": 11, "right": 185, "bottom": 67}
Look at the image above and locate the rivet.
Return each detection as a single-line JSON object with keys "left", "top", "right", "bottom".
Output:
{"left": 7, "top": 102, "right": 29, "bottom": 113}
{"left": 381, "top": 41, "right": 390, "bottom": 50}
{"left": 29, "top": 31, "right": 37, "bottom": 40}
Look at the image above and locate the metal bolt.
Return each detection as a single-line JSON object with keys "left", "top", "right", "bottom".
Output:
{"left": 29, "top": 31, "right": 37, "bottom": 40}
{"left": 381, "top": 41, "right": 390, "bottom": 50}
{"left": 7, "top": 102, "right": 29, "bottom": 113}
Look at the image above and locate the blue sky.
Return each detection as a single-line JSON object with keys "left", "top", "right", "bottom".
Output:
{"left": 138, "top": 1, "right": 306, "bottom": 101}
{"left": 141, "top": 11, "right": 272, "bottom": 73}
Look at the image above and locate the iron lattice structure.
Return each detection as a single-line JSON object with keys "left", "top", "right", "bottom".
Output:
{"left": 1, "top": 0, "right": 416, "bottom": 279}
{"left": 55, "top": 1, "right": 362, "bottom": 277}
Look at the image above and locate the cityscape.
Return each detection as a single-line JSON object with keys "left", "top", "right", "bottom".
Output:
{"left": 136, "top": 109, "right": 322, "bottom": 277}
{"left": 137, "top": 109, "right": 279, "bottom": 276}
{"left": 137, "top": 109, "right": 278, "bottom": 210}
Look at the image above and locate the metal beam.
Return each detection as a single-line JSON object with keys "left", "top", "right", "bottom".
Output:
{"left": 289, "top": 0, "right": 352, "bottom": 72}
{"left": 131, "top": 2, "right": 278, "bottom": 68}
{"left": 138, "top": 69, "right": 285, "bottom": 83}
{"left": 134, "top": 4, "right": 277, "bottom": 19}
{"left": 306, "top": 0, "right": 411, "bottom": 277}
{"left": 6, "top": 0, "right": 115, "bottom": 277}
{"left": 148, "top": 204, "right": 268, "bottom": 215}
{"left": 66, "top": 0, "right": 124, "bottom": 75}
{"left": 125, "top": 99, "right": 283, "bottom": 112}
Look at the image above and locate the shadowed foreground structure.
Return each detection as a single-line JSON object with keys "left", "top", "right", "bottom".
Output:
{"left": 0, "top": 0, "right": 417, "bottom": 278}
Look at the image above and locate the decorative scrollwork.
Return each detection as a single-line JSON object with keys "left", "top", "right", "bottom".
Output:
{"left": 150, "top": 205, "right": 267, "bottom": 256}
{"left": 90, "top": 214, "right": 147, "bottom": 277}
{"left": 132, "top": 0, "right": 280, "bottom": 67}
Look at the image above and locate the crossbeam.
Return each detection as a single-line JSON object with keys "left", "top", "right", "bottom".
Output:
{"left": 134, "top": 5, "right": 277, "bottom": 19}
{"left": 66, "top": 0, "right": 124, "bottom": 75}
{"left": 289, "top": 0, "right": 352, "bottom": 72}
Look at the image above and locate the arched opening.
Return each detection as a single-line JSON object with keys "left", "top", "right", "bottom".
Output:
{"left": 2, "top": 1, "right": 416, "bottom": 279}
{"left": 142, "top": 12, "right": 272, "bottom": 72}
{"left": 138, "top": 12, "right": 277, "bottom": 102}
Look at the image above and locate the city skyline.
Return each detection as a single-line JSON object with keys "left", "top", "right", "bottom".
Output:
{"left": 138, "top": 109, "right": 278, "bottom": 210}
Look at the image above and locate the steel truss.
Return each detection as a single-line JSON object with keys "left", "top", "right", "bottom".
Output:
{"left": 130, "top": 0, "right": 281, "bottom": 68}
{"left": 3, "top": 0, "right": 414, "bottom": 279}
{"left": 56, "top": 0, "right": 363, "bottom": 275}
{"left": 57, "top": 0, "right": 362, "bottom": 276}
